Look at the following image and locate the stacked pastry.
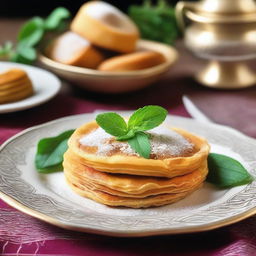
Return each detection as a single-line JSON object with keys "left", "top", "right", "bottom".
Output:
{"left": 63, "top": 121, "right": 210, "bottom": 208}
{"left": 0, "top": 68, "right": 34, "bottom": 104}
{"left": 48, "top": 1, "right": 166, "bottom": 71}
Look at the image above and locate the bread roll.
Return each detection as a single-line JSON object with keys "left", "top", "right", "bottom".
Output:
{"left": 49, "top": 31, "right": 104, "bottom": 69}
{"left": 71, "top": 1, "right": 139, "bottom": 53}
{"left": 98, "top": 51, "right": 166, "bottom": 71}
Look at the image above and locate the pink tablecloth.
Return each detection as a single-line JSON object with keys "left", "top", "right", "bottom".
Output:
{"left": 1, "top": 75, "right": 256, "bottom": 256}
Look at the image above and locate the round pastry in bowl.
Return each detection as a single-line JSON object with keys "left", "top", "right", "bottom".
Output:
{"left": 98, "top": 51, "right": 166, "bottom": 71}
{"left": 70, "top": 1, "right": 139, "bottom": 53}
{"left": 38, "top": 40, "right": 178, "bottom": 93}
{"left": 48, "top": 31, "right": 104, "bottom": 69}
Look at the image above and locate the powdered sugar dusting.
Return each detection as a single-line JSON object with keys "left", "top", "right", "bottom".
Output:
{"left": 149, "top": 126, "right": 194, "bottom": 157}
{"left": 79, "top": 127, "right": 113, "bottom": 155}
{"left": 86, "top": 2, "right": 125, "bottom": 20}
{"left": 79, "top": 127, "right": 133, "bottom": 155}
{"left": 79, "top": 126, "right": 194, "bottom": 158}
{"left": 85, "top": 2, "right": 137, "bottom": 33}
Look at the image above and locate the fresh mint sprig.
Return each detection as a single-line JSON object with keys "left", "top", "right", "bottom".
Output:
{"left": 128, "top": 0, "right": 179, "bottom": 45}
{"left": 0, "top": 7, "right": 70, "bottom": 64}
{"left": 96, "top": 105, "right": 168, "bottom": 159}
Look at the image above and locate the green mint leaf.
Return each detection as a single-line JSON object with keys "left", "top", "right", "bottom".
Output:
{"left": 128, "top": 105, "right": 167, "bottom": 132}
{"left": 44, "top": 7, "right": 71, "bottom": 30}
{"left": 96, "top": 112, "right": 128, "bottom": 137}
{"left": 5, "top": 7, "right": 70, "bottom": 64}
{"left": 35, "top": 129, "right": 75, "bottom": 173}
{"left": 0, "top": 41, "right": 14, "bottom": 60}
{"left": 128, "top": 0, "right": 179, "bottom": 44}
{"left": 0, "top": 41, "right": 13, "bottom": 56}
{"left": 207, "top": 153, "right": 253, "bottom": 188}
{"left": 128, "top": 131, "right": 151, "bottom": 158}
{"left": 116, "top": 130, "right": 136, "bottom": 141}
{"left": 18, "top": 17, "right": 44, "bottom": 47}
{"left": 16, "top": 44, "right": 36, "bottom": 61}
{"left": 36, "top": 164, "right": 64, "bottom": 174}
{"left": 10, "top": 52, "right": 34, "bottom": 65}
{"left": 95, "top": 106, "right": 167, "bottom": 158}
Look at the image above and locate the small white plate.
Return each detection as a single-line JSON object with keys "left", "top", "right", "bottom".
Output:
{"left": 0, "top": 62, "right": 61, "bottom": 113}
{"left": 0, "top": 113, "right": 256, "bottom": 237}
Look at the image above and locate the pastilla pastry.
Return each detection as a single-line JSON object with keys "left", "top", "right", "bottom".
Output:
{"left": 63, "top": 106, "right": 210, "bottom": 208}
{"left": 0, "top": 68, "right": 34, "bottom": 104}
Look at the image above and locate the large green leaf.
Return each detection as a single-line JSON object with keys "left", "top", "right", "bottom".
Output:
{"left": 207, "top": 153, "right": 253, "bottom": 188}
{"left": 18, "top": 17, "right": 44, "bottom": 47}
{"left": 35, "top": 130, "right": 75, "bottom": 173}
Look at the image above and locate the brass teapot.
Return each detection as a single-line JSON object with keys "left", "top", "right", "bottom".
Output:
{"left": 176, "top": 0, "right": 256, "bottom": 89}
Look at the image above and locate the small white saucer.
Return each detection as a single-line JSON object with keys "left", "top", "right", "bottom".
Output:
{"left": 0, "top": 62, "right": 61, "bottom": 113}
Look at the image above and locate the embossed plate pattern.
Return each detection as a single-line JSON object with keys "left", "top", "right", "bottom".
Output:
{"left": 0, "top": 113, "right": 256, "bottom": 237}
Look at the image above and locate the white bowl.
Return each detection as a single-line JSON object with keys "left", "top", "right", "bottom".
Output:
{"left": 38, "top": 39, "right": 178, "bottom": 93}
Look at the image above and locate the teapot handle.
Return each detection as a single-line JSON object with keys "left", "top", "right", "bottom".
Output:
{"left": 175, "top": 1, "right": 197, "bottom": 32}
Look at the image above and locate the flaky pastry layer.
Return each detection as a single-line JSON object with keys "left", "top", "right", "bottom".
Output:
{"left": 66, "top": 176, "right": 202, "bottom": 208}
{"left": 63, "top": 149, "right": 208, "bottom": 197}
{"left": 68, "top": 121, "right": 210, "bottom": 178}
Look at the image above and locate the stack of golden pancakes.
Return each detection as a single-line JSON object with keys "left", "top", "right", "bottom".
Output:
{"left": 0, "top": 68, "right": 34, "bottom": 104}
{"left": 63, "top": 121, "right": 210, "bottom": 208}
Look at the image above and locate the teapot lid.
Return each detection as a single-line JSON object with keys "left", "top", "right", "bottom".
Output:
{"left": 194, "top": 0, "right": 256, "bottom": 15}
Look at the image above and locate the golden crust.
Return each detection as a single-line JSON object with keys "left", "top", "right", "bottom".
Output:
{"left": 98, "top": 51, "right": 166, "bottom": 71}
{"left": 70, "top": 2, "right": 139, "bottom": 53}
{"left": 0, "top": 86, "right": 33, "bottom": 104}
{"left": 68, "top": 121, "right": 210, "bottom": 178}
{"left": 0, "top": 69, "right": 34, "bottom": 104}
{"left": 0, "top": 68, "right": 27, "bottom": 85}
{"left": 48, "top": 31, "right": 105, "bottom": 69}
{"left": 66, "top": 176, "right": 202, "bottom": 208}
{"left": 0, "top": 76, "right": 30, "bottom": 91}
{"left": 0, "top": 79, "right": 32, "bottom": 96}
{"left": 63, "top": 149, "right": 208, "bottom": 197}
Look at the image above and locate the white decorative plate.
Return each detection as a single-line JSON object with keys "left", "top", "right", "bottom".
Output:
{"left": 0, "top": 113, "right": 256, "bottom": 237}
{"left": 0, "top": 62, "right": 61, "bottom": 113}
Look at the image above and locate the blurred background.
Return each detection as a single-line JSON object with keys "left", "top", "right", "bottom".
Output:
{"left": 1, "top": 0, "right": 182, "bottom": 16}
